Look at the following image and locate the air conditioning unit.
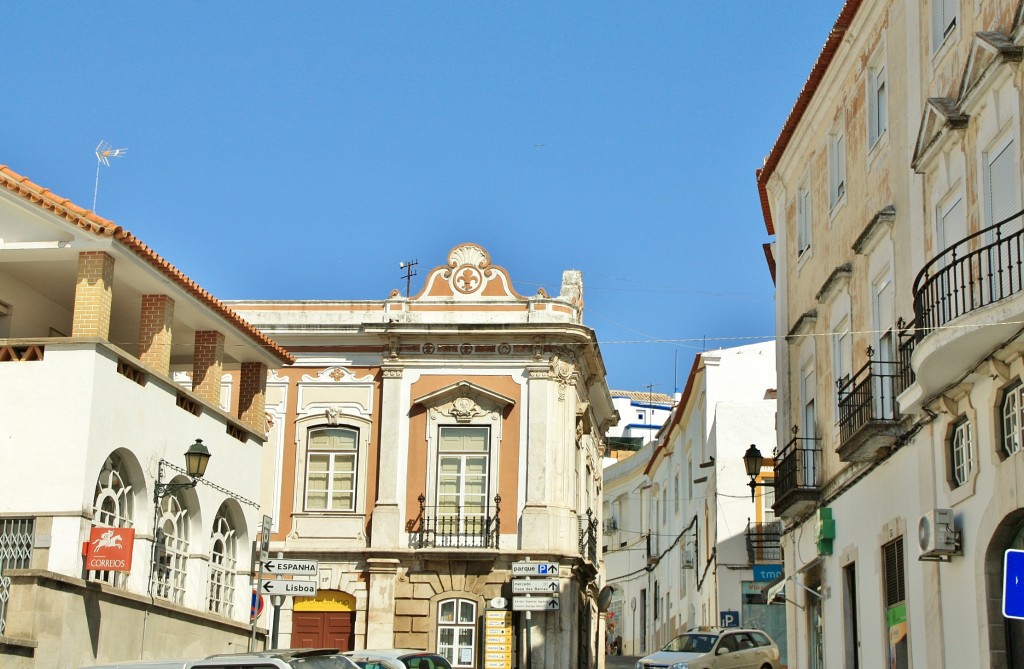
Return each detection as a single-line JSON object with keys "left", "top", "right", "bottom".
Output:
{"left": 918, "top": 508, "right": 961, "bottom": 560}
{"left": 680, "top": 550, "right": 694, "bottom": 569}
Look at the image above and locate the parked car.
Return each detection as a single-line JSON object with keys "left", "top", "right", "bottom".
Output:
{"left": 206, "top": 648, "right": 360, "bottom": 669}
{"left": 342, "top": 649, "right": 453, "bottom": 669}
{"left": 634, "top": 627, "right": 781, "bottom": 669}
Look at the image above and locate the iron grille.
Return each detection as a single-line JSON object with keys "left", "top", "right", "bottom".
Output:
{"left": 837, "top": 353, "right": 902, "bottom": 444}
{"left": 407, "top": 494, "right": 501, "bottom": 549}
{"left": 882, "top": 537, "right": 905, "bottom": 607}
{"left": 746, "top": 521, "right": 782, "bottom": 563}
{"left": 578, "top": 509, "right": 598, "bottom": 562}
{"left": 0, "top": 517, "right": 35, "bottom": 635}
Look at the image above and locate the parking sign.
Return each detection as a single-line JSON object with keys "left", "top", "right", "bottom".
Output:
{"left": 1004, "top": 549, "right": 1024, "bottom": 619}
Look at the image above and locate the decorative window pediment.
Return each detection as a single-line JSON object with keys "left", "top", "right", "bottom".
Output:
{"left": 913, "top": 98, "right": 969, "bottom": 173}
{"left": 413, "top": 380, "right": 515, "bottom": 424}
{"left": 958, "top": 32, "right": 1022, "bottom": 110}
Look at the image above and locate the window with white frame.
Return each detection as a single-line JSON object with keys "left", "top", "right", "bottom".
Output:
{"left": 950, "top": 418, "right": 973, "bottom": 487}
{"left": 797, "top": 181, "right": 812, "bottom": 257}
{"left": 801, "top": 360, "right": 818, "bottom": 487}
{"left": 437, "top": 426, "right": 490, "bottom": 538}
{"left": 833, "top": 319, "right": 853, "bottom": 406}
{"left": 305, "top": 427, "right": 358, "bottom": 512}
{"left": 869, "top": 61, "right": 888, "bottom": 146}
{"left": 931, "top": 0, "right": 958, "bottom": 52}
{"left": 152, "top": 494, "right": 189, "bottom": 604}
{"left": 985, "top": 136, "right": 1020, "bottom": 229}
{"left": 437, "top": 598, "right": 477, "bottom": 668}
{"left": 91, "top": 453, "right": 134, "bottom": 587}
{"left": 829, "top": 125, "right": 847, "bottom": 208}
{"left": 208, "top": 509, "right": 237, "bottom": 616}
{"left": 937, "top": 193, "right": 966, "bottom": 253}
{"left": 1003, "top": 383, "right": 1024, "bottom": 457}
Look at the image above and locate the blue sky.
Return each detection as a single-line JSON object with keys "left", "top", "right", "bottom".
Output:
{"left": 4, "top": 2, "right": 842, "bottom": 392}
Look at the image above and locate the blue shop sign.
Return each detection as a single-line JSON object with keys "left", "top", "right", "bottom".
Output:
{"left": 753, "top": 564, "right": 783, "bottom": 582}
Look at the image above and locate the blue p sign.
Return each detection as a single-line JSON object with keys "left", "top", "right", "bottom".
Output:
{"left": 1004, "top": 550, "right": 1024, "bottom": 619}
{"left": 720, "top": 610, "right": 739, "bottom": 628}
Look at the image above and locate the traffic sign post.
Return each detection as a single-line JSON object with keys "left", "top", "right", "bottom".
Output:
{"left": 512, "top": 596, "right": 560, "bottom": 611}
{"left": 1004, "top": 549, "right": 1024, "bottom": 618}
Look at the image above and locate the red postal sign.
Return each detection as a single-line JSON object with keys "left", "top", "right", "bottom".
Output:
{"left": 85, "top": 527, "right": 135, "bottom": 572}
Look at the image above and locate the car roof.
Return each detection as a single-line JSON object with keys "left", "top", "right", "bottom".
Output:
{"left": 344, "top": 650, "right": 436, "bottom": 658}
{"left": 208, "top": 649, "right": 343, "bottom": 660}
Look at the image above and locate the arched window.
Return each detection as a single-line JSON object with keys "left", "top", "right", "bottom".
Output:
{"left": 437, "top": 598, "right": 477, "bottom": 668}
{"left": 208, "top": 509, "right": 237, "bottom": 616}
{"left": 152, "top": 494, "right": 189, "bottom": 604}
{"left": 91, "top": 453, "right": 134, "bottom": 586}
{"left": 1003, "top": 383, "right": 1024, "bottom": 457}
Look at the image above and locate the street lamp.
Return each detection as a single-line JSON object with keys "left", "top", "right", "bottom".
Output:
{"left": 742, "top": 444, "right": 775, "bottom": 502}
{"left": 153, "top": 439, "right": 211, "bottom": 501}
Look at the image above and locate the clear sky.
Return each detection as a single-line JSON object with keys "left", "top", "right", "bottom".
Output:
{"left": 4, "top": 2, "right": 843, "bottom": 393}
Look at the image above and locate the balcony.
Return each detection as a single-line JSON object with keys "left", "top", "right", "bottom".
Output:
{"left": 837, "top": 352, "right": 905, "bottom": 462}
{"left": 407, "top": 494, "right": 501, "bottom": 550}
{"left": 906, "top": 210, "right": 1024, "bottom": 410}
{"left": 746, "top": 521, "right": 782, "bottom": 563}
{"left": 579, "top": 509, "right": 598, "bottom": 563}
{"left": 772, "top": 431, "right": 822, "bottom": 518}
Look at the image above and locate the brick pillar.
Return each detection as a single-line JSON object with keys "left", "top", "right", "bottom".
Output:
{"left": 138, "top": 295, "right": 175, "bottom": 373}
{"left": 71, "top": 251, "right": 114, "bottom": 338}
{"left": 238, "top": 362, "right": 268, "bottom": 433}
{"left": 192, "top": 330, "right": 225, "bottom": 406}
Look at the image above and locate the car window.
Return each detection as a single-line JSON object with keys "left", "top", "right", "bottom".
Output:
{"left": 401, "top": 656, "right": 451, "bottom": 669}
{"left": 663, "top": 634, "right": 717, "bottom": 653}
{"left": 731, "top": 633, "right": 756, "bottom": 650}
{"left": 749, "top": 631, "right": 772, "bottom": 647}
{"left": 717, "top": 634, "right": 740, "bottom": 653}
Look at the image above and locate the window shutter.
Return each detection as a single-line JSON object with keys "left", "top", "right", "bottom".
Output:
{"left": 988, "top": 140, "right": 1020, "bottom": 229}
{"left": 875, "top": 278, "right": 895, "bottom": 334}
{"left": 839, "top": 330, "right": 852, "bottom": 381}
{"left": 940, "top": 197, "right": 966, "bottom": 249}
{"left": 883, "top": 537, "right": 906, "bottom": 606}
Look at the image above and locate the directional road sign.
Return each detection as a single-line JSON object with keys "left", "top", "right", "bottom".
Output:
{"left": 1005, "top": 549, "right": 1024, "bottom": 618}
{"left": 512, "top": 596, "right": 559, "bottom": 611}
{"left": 511, "top": 561, "right": 558, "bottom": 576}
{"left": 512, "top": 578, "right": 559, "bottom": 594}
{"left": 263, "top": 558, "right": 318, "bottom": 576}
{"left": 261, "top": 579, "right": 318, "bottom": 597}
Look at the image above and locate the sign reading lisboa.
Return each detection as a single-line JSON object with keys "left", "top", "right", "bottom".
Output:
{"left": 85, "top": 527, "right": 135, "bottom": 572}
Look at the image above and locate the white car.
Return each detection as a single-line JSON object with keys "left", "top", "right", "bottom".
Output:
{"left": 634, "top": 627, "right": 781, "bottom": 669}
{"left": 342, "top": 649, "right": 452, "bottom": 669}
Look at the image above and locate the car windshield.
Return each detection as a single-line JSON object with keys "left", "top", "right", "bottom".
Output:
{"left": 662, "top": 633, "right": 718, "bottom": 653}
{"left": 292, "top": 657, "right": 358, "bottom": 669}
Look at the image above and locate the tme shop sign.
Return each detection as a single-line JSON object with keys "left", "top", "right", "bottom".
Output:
{"left": 84, "top": 527, "right": 135, "bottom": 572}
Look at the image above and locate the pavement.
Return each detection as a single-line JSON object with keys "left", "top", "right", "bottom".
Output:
{"left": 605, "top": 655, "right": 639, "bottom": 669}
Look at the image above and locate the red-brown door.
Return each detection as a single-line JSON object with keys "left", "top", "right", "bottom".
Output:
{"left": 291, "top": 611, "right": 354, "bottom": 650}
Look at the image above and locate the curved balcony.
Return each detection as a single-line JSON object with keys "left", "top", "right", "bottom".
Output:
{"left": 904, "top": 210, "right": 1024, "bottom": 411}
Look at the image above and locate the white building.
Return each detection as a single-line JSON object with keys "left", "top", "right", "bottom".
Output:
{"left": 602, "top": 342, "right": 777, "bottom": 658}
{"left": 758, "top": 2, "right": 1024, "bottom": 667}
{"left": 0, "top": 165, "right": 292, "bottom": 668}
{"left": 605, "top": 390, "right": 675, "bottom": 464}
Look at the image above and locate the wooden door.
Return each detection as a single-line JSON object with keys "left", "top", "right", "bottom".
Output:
{"left": 291, "top": 611, "right": 354, "bottom": 650}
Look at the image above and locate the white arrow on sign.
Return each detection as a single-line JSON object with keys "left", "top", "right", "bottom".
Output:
{"left": 511, "top": 578, "right": 559, "bottom": 594}
{"left": 261, "top": 579, "right": 318, "bottom": 596}
{"left": 263, "top": 558, "right": 318, "bottom": 575}
{"left": 512, "top": 596, "right": 559, "bottom": 611}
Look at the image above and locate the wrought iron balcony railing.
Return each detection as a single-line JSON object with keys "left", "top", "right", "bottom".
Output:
{"left": 895, "top": 318, "right": 916, "bottom": 397}
{"left": 579, "top": 509, "right": 598, "bottom": 563}
{"left": 772, "top": 430, "right": 822, "bottom": 517}
{"left": 914, "top": 208, "right": 1024, "bottom": 337}
{"left": 746, "top": 520, "right": 782, "bottom": 563}
{"left": 406, "top": 494, "right": 501, "bottom": 549}
{"left": 837, "top": 350, "right": 902, "bottom": 446}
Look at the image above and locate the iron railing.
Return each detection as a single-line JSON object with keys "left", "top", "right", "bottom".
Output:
{"left": 407, "top": 494, "right": 501, "bottom": 549}
{"left": 837, "top": 350, "right": 902, "bottom": 445}
{"left": 895, "top": 318, "right": 917, "bottom": 397}
{"left": 914, "top": 208, "right": 1024, "bottom": 337}
{"left": 774, "top": 431, "right": 822, "bottom": 500}
{"left": 579, "top": 509, "right": 598, "bottom": 562}
{"left": 0, "top": 517, "right": 35, "bottom": 635}
{"left": 746, "top": 521, "right": 782, "bottom": 563}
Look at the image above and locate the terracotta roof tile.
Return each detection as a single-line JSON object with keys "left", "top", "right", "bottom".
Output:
{"left": 0, "top": 164, "right": 294, "bottom": 365}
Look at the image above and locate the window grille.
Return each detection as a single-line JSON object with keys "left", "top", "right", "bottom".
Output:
{"left": 882, "top": 537, "right": 905, "bottom": 607}
{"left": 208, "top": 512, "right": 237, "bottom": 616}
{"left": 90, "top": 455, "right": 134, "bottom": 587}
{"left": 151, "top": 495, "right": 189, "bottom": 604}
{"left": 0, "top": 517, "right": 35, "bottom": 635}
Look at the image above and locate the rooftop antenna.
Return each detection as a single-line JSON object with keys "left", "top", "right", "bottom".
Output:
{"left": 93, "top": 141, "right": 127, "bottom": 211}
{"left": 399, "top": 259, "right": 418, "bottom": 297}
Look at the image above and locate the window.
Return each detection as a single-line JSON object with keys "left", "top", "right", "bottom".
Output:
{"left": 305, "top": 427, "right": 358, "bottom": 511}
{"left": 829, "top": 126, "right": 847, "bottom": 208}
{"left": 882, "top": 537, "right": 908, "bottom": 669}
{"left": 801, "top": 361, "right": 818, "bottom": 486}
{"left": 843, "top": 562, "right": 860, "bottom": 669}
{"left": 797, "top": 182, "right": 812, "bottom": 257}
{"left": 437, "top": 426, "right": 490, "bottom": 538}
{"left": 937, "top": 194, "right": 966, "bottom": 252}
{"left": 674, "top": 471, "right": 680, "bottom": 513}
{"left": 152, "top": 494, "right": 189, "bottom": 604}
{"left": 0, "top": 518, "right": 34, "bottom": 635}
{"left": 931, "top": 0, "right": 958, "bottom": 52}
{"left": 950, "top": 418, "right": 973, "bottom": 487}
{"left": 208, "top": 509, "right": 237, "bottom": 616}
{"left": 985, "top": 137, "right": 1020, "bottom": 229}
{"left": 437, "top": 598, "right": 476, "bottom": 668}
{"left": 833, "top": 320, "right": 852, "bottom": 407}
{"left": 869, "top": 62, "right": 888, "bottom": 146}
{"left": 1003, "top": 383, "right": 1024, "bottom": 457}
{"left": 91, "top": 453, "right": 134, "bottom": 587}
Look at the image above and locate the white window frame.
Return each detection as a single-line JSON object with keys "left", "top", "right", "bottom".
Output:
{"left": 1002, "top": 382, "right": 1024, "bottom": 457}
{"left": 833, "top": 317, "right": 853, "bottom": 413}
{"left": 91, "top": 453, "right": 135, "bottom": 588}
{"left": 304, "top": 426, "right": 359, "bottom": 512}
{"left": 436, "top": 425, "right": 491, "bottom": 539}
{"left": 207, "top": 510, "right": 237, "bottom": 616}
{"left": 950, "top": 418, "right": 973, "bottom": 487}
{"left": 437, "top": 598, "right": 477, "bottom": 668}
{"left": 983, "top": 133, "right": 1020, "bottom": 230}
{"left": 868, "top": 60, "right": 888, "bottom": 147}
{"left": 829, "top": 124, "right": 847, "bottom": 210}
{"left": 152, "top": 493, "right": 189, "bottom": 604}
{"left": 797, "top": 180, "right": 812, "bottom": 258}
{"left": 936, "top": 191, "right": 966, "bottom": 252}
{"left": 931, "top": 0, "right": 959, "bottom": 53}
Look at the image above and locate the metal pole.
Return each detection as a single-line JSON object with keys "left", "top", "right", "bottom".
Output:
{"left": 250, "top": 548, "right": 264, "bottom": 651}
{"left": 270, "top": 552, "right": 284, "bottom": 649}
{"left": 525, "top": 611, "right": 532, "bottom": 669}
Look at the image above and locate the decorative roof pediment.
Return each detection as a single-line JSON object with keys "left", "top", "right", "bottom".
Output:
{"left": 958, "top": 31, "right": 1022, "bottom": 110}
{"left": 412, "top": 380, "right": 516, "bottom": 411}
{"left": 912, "top": 98, "right": 969, "bottom": 173}
{"left": 412, "top": 243, "right": 531, "bottom": 302}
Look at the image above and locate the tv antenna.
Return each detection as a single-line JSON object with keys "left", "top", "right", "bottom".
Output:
{"left": 399, "top": 259, "right": 419, "bottom": 297}
{"left": 93, "top": 141, "right": 128, "bottom": 211}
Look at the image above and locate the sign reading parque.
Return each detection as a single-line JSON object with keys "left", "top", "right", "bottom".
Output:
{"left": 510, "top": 561, "right": 558, "bottom": 576}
